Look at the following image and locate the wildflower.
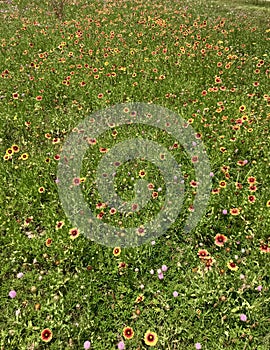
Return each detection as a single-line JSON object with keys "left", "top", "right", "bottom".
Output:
{"left": 84, "top": 341, "right": 91, "bottom": 349}
{"left": 195, "top": 343, "right": 202, "bottom": 349}
{"left": 158, "top": 273, "right": 164, "bottom": 280}
{"left": 222, "top": 209, "right": 227, "bottom": 215}
{"left": 38, "top": 187, "right": 45, "bottom": 193}
{"left": 41, "top": 328, "right": 53, "bottom": 343}
{"left": 17, "top": 272, "right": 24, "bottom": 278}
{"left": 161, "top": 265, "right": 168, "bottom": 272}
{"left": 230, "top": 208, "right": 240, "bottom": 215}
{"left": 219, "top": 181, "right": 226, "bottom": 188}
{"left": 248, "top": 195, "right": 256, "bottom": 203}
{"left": 144, "top": 330, "right": 158, "bottom": 346}
{"left": 214, "top": 234, "right": 228, "bottom": 246}
{"left": 247, "top": 176, "right": 256, "bottom": 184}
{"left": 20, "top": 153, "right": 29, "bottom": 160}
{"left": 123, "top": 327, "right": 134, "bottom": 340}
{"left": 69, "top": 228, "right": 79, "bottom": 240}
{"left": 249, "top": 185, "right": 257, "bottom": 192}
{"left": 72, "top": 177, "right": 81, "bottom": 186}
{"left": 267, "top": 200, "right": 270, "bottom": 207}
{"left": 113, "top": 247, "right": 121, "bottom": 256}
{"left": 240, "top": 314, "right": 247, "bottom": 322}
{"left": 173, "top": 291, "right": 178, "bottom": 297}
{"left": 118, "top": 341, "right": 125, "bottom": 350}
{"left": 45, "top": 238, "right": 52, "bottom": 247}
{"left": 139, "top": 169, "right": 146, "bottom": 178}
{"left": 227, "top": 260, "right": 238, "bottom": 271}
{"left": 198, "top": 249, "right": 209, "bottom": 259}
{"left": 56, "top": 221, "right": 64, "bottom": 230}
{"left": 11, "top": 145, "right": 20, "bottom": 153}
{"left": 239, "top": 105, "right": 246, "bottom": 112}
{"left": 259, "top": 244, "right": 270, "bottom": 253}
{"left": 135, "top": 294, "right": 144, "bottom": 303}
{"left": 9, "top": 290, "right": 16, "bottom": 298}
{"left": 257, "top": 285, "right": 262, "bottom": 291}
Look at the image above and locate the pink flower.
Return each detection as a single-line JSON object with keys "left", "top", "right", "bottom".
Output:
{"left": 9, "top": 290, "right": 17, "bottom": 298}
{"left": 161, "top": 265, "right": 168, "bottom": 272}
{"left": 195, "top": 343, "right": 202, "bottom": 349}
{"left": 158, "top": 273, "right": 164, "bottom": 280}
{"left": 240, "top": 314, "right": 247, "bottom": 322}
{"left": 118, "top": 341, "right": 125, "bottom": 350}
{"left": 84, "top": 340, "right": 91, "bottom": 349}
{"left": 257, "top": 285, "right": 262, "bottom": 291}
{"left": 173, "top": 291, "right": 178, "bottom": 297}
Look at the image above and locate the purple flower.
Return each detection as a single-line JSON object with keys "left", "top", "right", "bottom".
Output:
{"left": 173, "top": 291, "right": 178, "bottom": 297}
{"left": 222, "top": 209, "right": 227, "bottom": 215}
{"left": 161, "top": 265, "right": 168, "bottom": 272}
{"left": 209, "top": 172, "right": 214, "bottom": 177}
{"left": 158, "top": 273, "right": 164, "bottom": 280}
{"left": 9, "top": 290, "right": 16, "bottom": 298}
{"left": 118, "top": 341, "right": 125, "bottom": 350}
{"left": 84, "top": 340, "right": 91, "bottom": 349}
{"left": 240, "top": 314, "right": 247, "bottom": 322}
{"left": 257, "top": 285, "right": 262, "bottom": 292}
{"left": 195, "top": 343, "right": 202, "bottom": 349}
{"left": 17, "top": 272, "right": 24, "bottom": 278}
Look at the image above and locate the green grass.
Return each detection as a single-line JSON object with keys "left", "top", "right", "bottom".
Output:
{"left": 0, "top": 0, "right": 270, "bottom": 349}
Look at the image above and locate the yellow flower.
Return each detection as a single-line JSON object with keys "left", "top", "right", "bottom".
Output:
{"left": 144, "top": 330, "right": 158, "bottom": 346}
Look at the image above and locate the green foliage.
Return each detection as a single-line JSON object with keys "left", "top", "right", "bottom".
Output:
{"left": 0, "top": 0, "right": 269, "bottom": 349}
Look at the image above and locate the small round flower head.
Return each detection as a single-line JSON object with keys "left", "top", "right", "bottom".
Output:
{"left": 161, "top": 265, "right": 168, "bottom": 272}
{"left": 240, "top": 314, "right": 247, "bottom": 322}
{"left": 9, "top": 290, "right": 16, "bottom": 298}
{"left": 118, "top": 341, "right": 125, "bottom": 350}
{"left": 84, "top": 340, "right": 91, "bottom": 349}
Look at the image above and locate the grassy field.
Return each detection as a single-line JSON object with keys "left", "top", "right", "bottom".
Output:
{"left": 0, "top": 0, "right": 269, "bottom": 349}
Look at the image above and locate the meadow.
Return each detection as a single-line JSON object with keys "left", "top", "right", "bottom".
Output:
{"left": 0, "top": 0, "right": 269, "bottom": 349}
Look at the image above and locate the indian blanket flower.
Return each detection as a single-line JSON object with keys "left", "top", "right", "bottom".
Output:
{"left": 41, "top": 328, "right": 53, "bottom": 342}
{"left": 56, "top": 221, "right": 64, "bottom": 230}
{"left": 227, "top": 260, "right": 238, "bottom": 271}
{"left": 123, "top": 327, "right": 134, "bottom": 340}
{"left": 113, "top": 247, "right": 121, "bottom": 256}
{"left": 144, "top": 330, "right": 158, "bottom": 346}
{"left": 198, "top": 249, "right": 210, "bottom": 259}
{"left": 69, "top": 228, "right": 79, "bottom": 240}
{"left": 45, "top": 238, "right": 52, "bottom": 247}
{"left": 230, "top": 208, "right": 240, "bottom": 215}
{"left": 214, "top": 234, "right": 228, "bottom": 246}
